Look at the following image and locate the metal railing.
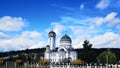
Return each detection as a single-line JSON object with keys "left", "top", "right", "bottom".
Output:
{"left": 0, "top": 62, "right": 120, "bottom": 68}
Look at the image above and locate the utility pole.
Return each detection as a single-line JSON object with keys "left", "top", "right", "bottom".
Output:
{"left": 106, "top": 53, "right": 108, "bottom": 68}
{"left": 106, "top": 49, "right": 109, "bottom": 68}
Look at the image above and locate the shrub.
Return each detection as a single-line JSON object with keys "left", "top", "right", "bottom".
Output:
{"left": 15, "top": 59, "right": 23, "bottom": 64}
{"left": 72, "top": 59, "right": 83, "bottom": 65}
{"left": 0, "top": 59, "right": 5, "bottom": 65}
{"left": 39, "top": 60, "right": 49, "bottom": 65}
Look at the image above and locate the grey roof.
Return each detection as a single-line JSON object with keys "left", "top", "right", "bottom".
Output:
{"left": 60, "top": 34, "right": 72, "bottom": 43}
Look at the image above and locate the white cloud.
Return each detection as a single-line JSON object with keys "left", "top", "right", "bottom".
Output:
{"left": 104, "top": 12, "right": 120, "bottom": 27}
{"left": 1, "top": 12, "right": 120, "bottom": 51}
{"left": 96, "top": 0, "right": 110, "bottom": 9}
{"left": 51, "top": 4, "right": 75, "bottom": 11}
{"left": 92, "top": 12, "right": 120, "bottom": 28}
{"left": 51, "top": 22, "right": 65, "bottom": 35}
{"left": 21, "top": 31, "right": 41, "bottom": 39}
{"left": 61, "top": 16, "right": 92, "bottom": 26}
{"left": 30, "top": 41, "right": 47, "bottom": 49}
{"left": 61, "top": 12, "right": 120, "bottom": 28}
{"left": 0, "top": 31, "right": 46, "bottom": 51}
{"left": 80, "top": 4, "right": 84, "bottom": 9}
{"left": 116, "top": 25, "right": 120, "bottom": 30}
{"left": 0, "top": 32, "right": 9, "bottom": 39}
{"left": 93, "top": 17, "right": 104, "bottom": 26}
{"left": 0, "top": 16, "right": 26, "bottom": 31}
{"left": 104, "top": 12, "right": 117, "bottom": 21}
{"left": 50, "top": 22, "right": 66, "bottom": 47}
{"left": 90, "top": 32, "right": 120, "bottom": 48}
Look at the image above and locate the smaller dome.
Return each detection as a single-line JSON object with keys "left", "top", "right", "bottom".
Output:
{"left": 60, "top": 35, "right": 72, "bottom": 43}
{"left": 48, "top": 31, "right": 56, "bottom": 37}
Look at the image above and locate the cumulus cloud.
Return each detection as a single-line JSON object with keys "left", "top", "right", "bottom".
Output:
{"left": 0, "top": 31, "right": 46, "bottom": 52}
{"left": 21, "top": 31, "right": 41, "bottom": 39}
{"left": 92, "top": 12, "right": 120, "bottom": 29}
{"left": 96, "top": 0, "right": 110, "bottom": 9}
{"left": 104, "top": 12, "right": 120, "bottom": 26}
{"left": 0, "top": 16, "right": 26, "bottom": 31}
{"left": 51, "top": 22, "right": 65, "bottom": 35}
{"left": 60, "top": 12, "right": 120, "bottom": 31}
{"left": 90, "top": 32, "right": 120, "bottom": 48}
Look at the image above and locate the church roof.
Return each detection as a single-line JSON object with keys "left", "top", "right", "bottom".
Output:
{"left": 60, "top": 34, "right": 72, "bottom": 43}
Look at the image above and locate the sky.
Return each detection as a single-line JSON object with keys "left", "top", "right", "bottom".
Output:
{"left": 0, "top": 0, "right": 120, "bottom": 52}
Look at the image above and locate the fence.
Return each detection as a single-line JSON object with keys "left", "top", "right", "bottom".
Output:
{"left": 0, "top": 62, "right": 120, "bottom": 68}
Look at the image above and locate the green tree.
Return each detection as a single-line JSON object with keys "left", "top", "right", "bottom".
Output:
{"left": 98, "top": 50, "right": 117, "bottom": 64}
{"left": 79, "top": 40, "right": 96, "bottom": 63}
{"left": 83, "top": 40, "right": 92, "bottom": 50}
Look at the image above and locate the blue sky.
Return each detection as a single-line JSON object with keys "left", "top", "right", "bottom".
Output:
{"left": 0, "top": 0, "right": 120, "bottom": 52}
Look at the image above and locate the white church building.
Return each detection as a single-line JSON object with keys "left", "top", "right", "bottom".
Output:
{"left": 44, "top": 31, "right": 77, "bottom": 62}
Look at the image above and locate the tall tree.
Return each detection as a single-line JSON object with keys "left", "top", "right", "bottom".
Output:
{"left": 79, "top": 40, "right": 96, "bottom": 63}
{"left": 83, "top": 40, "right": 92, "bottom": 50}
{"left": 98, "top": 50, "right": 117, "bottom": 64}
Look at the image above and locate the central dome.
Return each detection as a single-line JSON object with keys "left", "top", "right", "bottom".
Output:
{"left": 60, "top": 35, "right": 72, "bottom": 44}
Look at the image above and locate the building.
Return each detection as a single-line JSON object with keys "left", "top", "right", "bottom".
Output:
{"left": 44, "top": 31, "right": 77, "bottom": 63}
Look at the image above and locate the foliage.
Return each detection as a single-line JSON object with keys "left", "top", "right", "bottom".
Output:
{"left": 0, "top": 47, "right": 120, "bottom": 63}
{"left": 15, "top": 59, "right": 23, "bottom": 64}
{"left": 83, "top": 40, "right": 92, "bottom": 50}
{"left": 0, "top": 48, "right": 45, "bottom": 58}
{"left": 79, "top": 40, "right": 96, "bottom": 63}
{"left": 72, "top": 59, "right": 83, "bottom": 65}
{"left": 7, "top": 56, "right": 16, "bottom": 61}
{"left": 98, "top": 50, "right": 117, "bottom": 64}
{"left": 39, "top": 60, "right": 49, "bottom": 65}
{"left": 0, "top": 59, "right": 5, "bottom": 65}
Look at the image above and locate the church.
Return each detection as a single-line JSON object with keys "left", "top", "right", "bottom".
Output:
{"left": 44, "top": 31, "right": 77, "bottom": 63}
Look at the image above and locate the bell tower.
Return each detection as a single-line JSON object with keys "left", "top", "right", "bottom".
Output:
{"left": 48, "top": 31, "right": 56, "bottom": 50}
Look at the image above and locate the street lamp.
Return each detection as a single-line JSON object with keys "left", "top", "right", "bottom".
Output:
{"left": 106, "top": 49, "right": 109, "bottom": 68}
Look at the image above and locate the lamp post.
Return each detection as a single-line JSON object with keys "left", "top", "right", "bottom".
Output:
{"left": 106, "top": 53, "right": 108, "bottom": 68}
{"left": 106, "top": 49, "right": 109, "bottom": 68}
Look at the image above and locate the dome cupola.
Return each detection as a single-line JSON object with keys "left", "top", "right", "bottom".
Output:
{"left": 48, "top": 31, "right": 56, "bottom": 37}
{"left": 60, "top": 35, "right": 72, "bottom": 46}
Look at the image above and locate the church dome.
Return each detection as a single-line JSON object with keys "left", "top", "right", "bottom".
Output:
{"left": 60, "top": 35, "right": 72, "bottom": 44}
{"left": 48, "top": 31, "right": 56, "bottom": 37}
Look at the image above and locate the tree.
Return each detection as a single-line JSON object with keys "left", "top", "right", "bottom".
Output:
{"left": 98, "top": 50, "right": 117, "bottom": 64}
{"left": 79, "top": 40, "right": 96, "bottom": 63}
{"left": 83, "top": 40, "right": 92, "bottom": 50}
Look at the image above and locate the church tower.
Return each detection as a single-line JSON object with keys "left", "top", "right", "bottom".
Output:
{"left": 48, "top": 31, "right": 56, "bottom": 50}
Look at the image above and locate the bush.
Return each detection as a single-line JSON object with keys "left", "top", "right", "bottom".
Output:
{"left": 39, "top": 60, "right": 49, "bottom": 65}
{"left": 72, "top": 59, "right": 83, "bottom": 65}
{"left": 0, "top": 59, "right": 5, "bottom": 65}
{"left": 15, "top": 59, "right": 23, "bottom": 64}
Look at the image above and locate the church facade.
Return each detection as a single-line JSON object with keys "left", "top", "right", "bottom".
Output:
{"left": 44, "top": 31, "right": 77, "bottom": 62}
